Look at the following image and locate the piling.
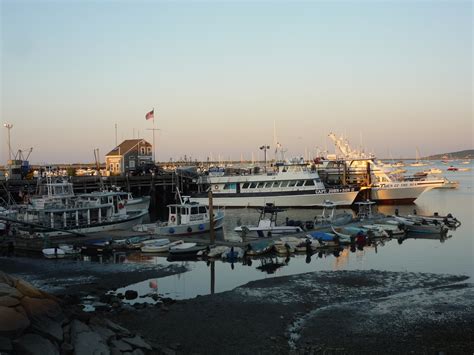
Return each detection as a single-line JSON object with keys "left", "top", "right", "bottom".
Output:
{"left": 208, "top": 191, "right": 215, "bottom": 245}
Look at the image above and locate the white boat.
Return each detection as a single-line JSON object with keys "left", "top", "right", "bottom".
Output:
{"left": 423, "top": 168, "right": 442, "bottom": 175}
{"left": 42, "top": 247, "right": 66, "bottom": 259}
{"left": 141, "top": 240, "right": 182, "bottom": 253}
{"left": 391, "top": 216, "right": 448, "bottom": 234}
{"left": 135, "top": 196, "right": 224, "bottom": 236}
{"left": 407, "top": 211, "right": 460, "bottom": 228}
{"left": 436, "top": 178, "right": 459, "bottom": 189}
{"left": 204, "top": 245, "right": 229, "bottom": 258}
{"left": 361, "top": 224, "right": 405, "bottom": 236}
{"left": 112, "top": 188, "right": 151, "bottom": 212}
{"left": 314, "top": 200, "right": 353, "bottom": 226}
{"left": 58, "top": 244, "right": 81, "bottom": 255}
{"left": 14, "top": 179, "right": 147, "bottom": 238}
{"left": 168, "top": 242, "right": 208, "bottom": 257}
{"left": 274, "top": 236, "right": 309, "bottom": 254}
{"left": 221, "top": 246, "right": 245, "bottom": 260}
{"left": 326, "top": 134, "right": 445, "bottom": 204}
{"left": 234, "top": 203, "right": 303, "bottom": 238}
{"left": 190, "top": 159, "right": 362, "bottom": 207}
{"left": 330, "top": 226, "right": 353, "bottom": 244}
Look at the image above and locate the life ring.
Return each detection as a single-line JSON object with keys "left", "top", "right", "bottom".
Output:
{"left": 118, "top": 202, "right": 124, "bottom": 209}
{"left": 214, "top": 185, "right": 219, "bottom": 190}
{"left": 170, "top": 216, "right": 176, "bottom": 223}
{"left": 169, "top": 227, "right": 175, "bottom": 234}
{"left": 187, "top": 227, "right": 192, "bottom": 233}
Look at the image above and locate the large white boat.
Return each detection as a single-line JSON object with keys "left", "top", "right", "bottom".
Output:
{"left": 325, "top": 133, "right": 445, "bottom": 204}
{"left": 190, "top": 160, "right": 362, "bottom": 207}
{"left": 12, "top": 178, "right": 147, "bottom": 238}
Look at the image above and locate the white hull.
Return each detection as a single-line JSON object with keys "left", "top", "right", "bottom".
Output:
{"left": 126, "top": 196, "right": 151, "bottom": 212}
{"left": 370, "top": 181, "right": 444, "bottom": 203}
{"left": 34, "top": 210, "right": 148, "bottom": 238}
{"left": 234, "top": 226, "right": 302, "bottom": 238}
{"left": 151, "top": 214, "right": 225, "bottom": 236}
{"left": 190, "top": 190, "right": 359, "bottom": 207}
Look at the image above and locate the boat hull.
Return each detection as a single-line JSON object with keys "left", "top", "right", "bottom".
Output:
{"left": 190, "top": 190, "right": 360, "bottom": 207}
{"left": 370, "top": 181, "right": 444, "bottom": 204}
{"left": 152, "top": 213, "right": 225, "bottom": 236}
{"left": 126, "top": 196, "right": 151, "bottom": 212}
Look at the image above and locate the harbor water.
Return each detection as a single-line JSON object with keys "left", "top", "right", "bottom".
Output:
{"left": 113, "top": 164, "right": 473, "bottom": 302}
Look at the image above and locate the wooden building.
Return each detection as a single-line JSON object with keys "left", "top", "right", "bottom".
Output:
{"left": 105, "top": 139, "right": 153, "bottom": 175}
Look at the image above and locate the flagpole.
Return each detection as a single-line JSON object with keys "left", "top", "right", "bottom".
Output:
{"left": 152, "top": 112, "right": 156, "bottom": 163}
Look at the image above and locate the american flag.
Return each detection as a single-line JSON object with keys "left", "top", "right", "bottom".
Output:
{"left": 145, "top": 109, "right": 154, "bottom": 120}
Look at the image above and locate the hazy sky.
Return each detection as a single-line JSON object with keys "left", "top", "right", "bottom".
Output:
{"left": 1, "top": 0, "right": 472, "bottom": 164}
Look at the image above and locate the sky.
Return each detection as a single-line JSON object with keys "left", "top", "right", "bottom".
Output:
{"left": 1, "top": 0, "right": 472, "bottom": 164}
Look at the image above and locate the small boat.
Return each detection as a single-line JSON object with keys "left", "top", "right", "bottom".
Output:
{"left": 306, "top": 231, "right": 338, "bottom": 247}
{"left": 391, "top": 216, "right": 448, "bottom": 234}
{"left": 314, "top": 200, "right": 353, "bottom": 226}
{"left": 113, "top": 235, "right": 153, "bottom": 249}
{"left": 234, "top": 203, "right": 303, "bottom": 238}
{"left": 361, "top": 224, "right": 405, "bottom": 236}
{"left": 141, "top": 240, "right": 181, "bottom": 253}
{"left": 245, "top": 240, "right": 274, "bottom": 256}
{"left": 42, "top": 247, "right": 66, "bottom": 259}
{"left": 274, "top": 236, "right": 310, "bottom": 254}
{"left": 330, "top": 226, "right": 353, "bottom": 244}
{"left": 407, "top": 211, "right": 460, "bottom": 228}
{"left": 203, "top": 245, "right": 229, "bottom": 258}
{"left": 58, "top": 244, "right": 81, "bottom": 255}
{"left": 134, "top": 194, "right": 224, "bottom": 236}
{"left": 447, "top": 166, "right": 458, "bottom": 171}
{"left": 423, "top": 168, "right": 442, "bottom": 175}
{"left": 436, "top": 179, "right": 459, "bottom": 189}
{"left": 168, "top": 242, "right": 208, "bottom": 257}
{"left": 80, "top": 238, "right": 113, "bottom": 255}
{"left": 343, "top": 226, "right": 389, "bottom": 239}
{"left": 458, "top": 167, "right": 471, "bottom": 172}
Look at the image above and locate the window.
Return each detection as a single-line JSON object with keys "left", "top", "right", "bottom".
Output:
{"left": 249, "top": 182, "right": 257, "bottom": 188}
{"left": 170, "top": 206, "right": 176, "bottom": 214}
{"left": 181, "top": 207, "right": 188, "bottom": 215}
{"left": 198, "top": 206, "right": 207, "bottom": 214}
{"left": 115, "top": 163, "right": 120, "bottom": 171}
{"left": 140, "top": 147, "right": 145, "bottom": 155}
{"left": 288, "top": 181, "right": 297, "bottom": 187}
{"left": 296, "top": 180, "right": 305, "bottom": 187}
{"left": 257, "top": 182, "right": 265, "bottom": 188}
{"left": 280, "top": 181, "right": 289, "bottom": 187}
{"left": 264, "top": 182, "right": 272, "bottom": 188}
{"left": 129, "top": 160, "right": 135, "bottom": 169}
{"left": 305, "top": 179, "right": 315, "bottom": 186}
{"left": 242, "top": 182, "right": 250, "bottom": 189}
{"left": 147, "top": 147, "right": 152, "bottom": 154}
{"left": 191, "top": 207, "right": 198, "bottom": 214}
{"left": 272, "top": 181, "right": 280, "bottom": 188}
{"left": 110, "top": 164, "right": 114, "bottom": 171}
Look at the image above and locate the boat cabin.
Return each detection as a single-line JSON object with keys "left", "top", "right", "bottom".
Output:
{"left": 167, "top": 201, "right": 209, "bottom": 226}
{"left": 355, "top": 200, "right": 376, "bottom": 220}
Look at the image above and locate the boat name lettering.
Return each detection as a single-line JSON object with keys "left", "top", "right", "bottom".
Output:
{"left": 190, "top": 215, "right": 204, "bottom": 221}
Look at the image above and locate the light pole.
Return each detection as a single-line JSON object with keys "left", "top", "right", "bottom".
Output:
{"left": 260, "top": 145, "right": 270, "bottom": 172}
{"left": 3, "top": 123, "right": 13, "bottom": 161}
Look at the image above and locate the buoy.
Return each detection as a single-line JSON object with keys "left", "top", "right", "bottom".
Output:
{"left": 198, "top": 224, "right": 205, "bottom": 231}
{"left": 187, "top": 227, "right": 192, "bottom": 233}
{"left": 169, "top": 227, "right": 175, "bottom": 234}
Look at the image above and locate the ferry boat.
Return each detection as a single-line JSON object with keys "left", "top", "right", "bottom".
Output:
{"left": 190, "top": 160, "right": 362, "bottom": 207}
{"left": 323, "top": 133, "right": 445, "bottom": 204}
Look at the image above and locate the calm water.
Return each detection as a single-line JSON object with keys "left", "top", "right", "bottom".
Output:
{"left": 115, "top": 162, "right": 473, "bottom": 301}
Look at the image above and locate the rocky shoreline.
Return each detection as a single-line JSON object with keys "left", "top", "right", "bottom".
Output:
{"left": 1, "top": 255, "right": 473, "bottom": 354}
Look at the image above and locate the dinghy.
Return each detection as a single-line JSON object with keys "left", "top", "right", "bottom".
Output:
{"left": 42, "top": 247, "right": 66, "bottom": 259}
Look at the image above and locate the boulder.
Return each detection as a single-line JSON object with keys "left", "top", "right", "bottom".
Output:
{"left": 21, "top": 296, "right": 64, "bottom": 321}
{"left": 74, "top": 331, "right": 110, "bottom": 355}
{"left": 70, "top": 319, "right": 91, "bottom": 341}
{"left": 0, "top": 283, "right": 22, "bottom": 299}
{"left": 31, "top": 315, "right": 64, "bottom": 343}
{"left": 15, "top": 279, "right": 44, "bottom": 298}
{"left": 132, "top": 349, "right": 145, "bottom": 355}
{"left": 13, "top": 333, "right": 59, "bottom": 355}
{"left": 124, "top": 290, "right": 138, "bottom": 300}
{"left": 0, "top": 335, "right": 13, "bottom": 352}
{"left": 0, "top": 272, "right": 17, "bottom": 287}
{"left": 0, "top": 305, "right": 30, "bottom": 336}
{"left": 110, "top": 339, "right": 133, "bottom": 352}
{"left": 101, "top": 319, "right": 131, "bottom": 336}
{"left": 90, "top": 324, "right": 116, "bottom": 342}
{"left": 122, "top": 335, "right": 152, "bottom": 350}
{"left": 0, "top": 295, "right": 20, "bottom": 307}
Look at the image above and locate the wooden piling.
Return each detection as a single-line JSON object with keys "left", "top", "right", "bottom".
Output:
{"left": 208, "top": 190, "right": 215, "bottom": 245}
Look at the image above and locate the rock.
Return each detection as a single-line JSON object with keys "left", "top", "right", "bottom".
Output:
{"left": 132, "top": 349, "right": 145, "bottom": 355}
{"left": 60, "top": 342, "right": 74, "bottom": 355}
{"left": 90, "top": 324, "right": 115, "bottom": 342}
{"left": 0, "top": 271, "right": 17, "bottom": 287}
{"left": 31, "top": 315, "right": 64, "bottom": 342}
{"left": 70, "top": 319, "right": 91, "bottom": 340}
{"left": 0, "top": 305, "right": 30, "bottom": 336}
{"left": 21, "top": 296, "right": 64, "bottom": 322}
{"left": 0, "top": 336, "right": 13, "bottom": 352}
{"left": 101, "top": 319, "right": 131, "bottom": 336}
{"left": 0, "top": 295, "right": 20, "bottom": 307}
{"left": 92, "top": 301, "right": 110, "bottom": 311}
{"left": 124, "top": 290, "right": 138, "bottom": 300}
{"left": 0, "top": 283, "right": 22, "bottom": 299}
{"left": 122, "top": 335, "right": 152, "bottom": 350}
{"left": 110, "top": 348, "right": 122, "bottom": 355}
{"left": 110, "top": 339, "right": 133, "bottom": 352}
{"left": 74, "top": 331, "right": 110, "bottom": 355}
{"left": 13, "top": 333, "right": 59, "bottom": 355}
{"left": 159, "top": 347, "right": 176, "bottom": 355}
{"left": 15, "top": 279, "right": 44, "bottom": 298}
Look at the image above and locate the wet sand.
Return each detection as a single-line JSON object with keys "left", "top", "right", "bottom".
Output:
{"left": 2, "top": 256, "right": 473, "bottom": 354}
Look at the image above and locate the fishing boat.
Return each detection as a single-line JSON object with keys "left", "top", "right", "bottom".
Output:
{"left": 314, "top": 200, "right": 353, "bottom": 226}
{"left": 134, "top": 195, "right": 224, "bottom": 236}
{"left": 234, "top": 203, "right": 303, "bottom": 238}
{"left": 191, "top": 159, "right": 362, "bottom": 207}
{"left": 390, "top": 216, "right": 448, "bottom": 235}
{"left": 406, "top": 211, "right": 460, "bottom": 228}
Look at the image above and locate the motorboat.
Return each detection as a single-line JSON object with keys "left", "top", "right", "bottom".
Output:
{"left": 221, "top": 246, "right": 245, "bottom": 261}
{"left": 168, "top": 242, "right": 208, "bottom": 257}
{"left": 306, "top": 231, "right": 338, "bottom": 247}
{"left": 245, "top": 240, "right": 274, "bottom": 256}
{"left": 42, "top": 247, "right": 66, "bottom": 259}
{"left": 406, "top": 211, "right": 460, "bottom": 229}
{"left": 191, "top": 158, "right": 362, "bottom": 207}
{"left": 361, "top": 223, "right": 405, "bottom": 236}
{"left": 314, "top": 200, "right": 353, "bottom": 226}
{"left": 447, "top": 166, "right": 458, "bottom": 171}
{"left": 141, "top": 240, "right": 182, "bottom": 253}
{"left": 274, "top": 236, "right": 310, "bottom": 254}
{"left": 234, "top": 203, "right": 303, "bottom": 238}
{"left": 389, "top": 216, "right": 448, "bottom": 235}
{"left": 134, "top": 196, "right": 224, "bottom": 236}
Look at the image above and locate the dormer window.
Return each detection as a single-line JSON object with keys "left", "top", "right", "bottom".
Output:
{"left": 147, "top": 147, "right": 152, "bottom": 154}
{"left": 140, "top": 147, "right": 145, "bottom": 155}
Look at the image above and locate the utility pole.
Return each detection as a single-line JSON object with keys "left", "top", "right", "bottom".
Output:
{"left": 3, "top": 123, "right": 13, "bottom": 161}
{"left": 260, "top": 145, "right": 270, "bottom": 172}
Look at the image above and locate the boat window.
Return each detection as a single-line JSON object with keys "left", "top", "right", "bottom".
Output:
{"left": 170, "top": 206, "right": 176, "bottom": 214}
{"left": 181, "top": 207, "right": 188, "bottom": 215}
{"left": 264, "top": 182, "right": 272, "bottom": 188}
{"left": 296, "top": 180, "right": 305, "bottom": 187}
{"left": 249, "top": 182, "right": 257, "bottom": 188}
{"left": 305, "top": 179, "right": 315, "bottom": 186}
{"left": 288, "top": 181, "right": 297, "bottom": 187}
{"left": 191, "top": 207, "right": 198, "bottom": 214}
{"left": 242, "top": 182, "right": 250, "bottom": 189}
{"left": 198, "top": 206, "right": 207, "bottom": 214}
{"left": 280, "top": 181, "right": 289, "bottom": 187}
{"left": 257, "top": 182, "right": 265, "bottom": 188}
{"left": 315, "top": 178, "right": 322, "bottom": 183}
{"left": 272, "top": 181, "right": 280, "bottom": 188}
